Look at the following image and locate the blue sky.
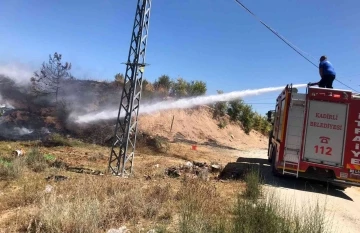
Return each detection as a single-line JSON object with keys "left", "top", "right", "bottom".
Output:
{"left": 1, "top": 0, "right": 359, "bottom": 115}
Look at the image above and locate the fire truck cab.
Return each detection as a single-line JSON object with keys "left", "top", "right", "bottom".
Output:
{"left": 267, "top": 84, "right": 360, "bottom": 189}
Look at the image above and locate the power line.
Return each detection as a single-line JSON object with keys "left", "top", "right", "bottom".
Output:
{"left": 233, "top": 0, "right": 359, "bottom": 93}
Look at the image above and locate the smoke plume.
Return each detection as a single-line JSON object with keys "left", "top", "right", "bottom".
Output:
{"left": 0, "top": 62, "right": 33, "bottom": 85}
{"left": 72, "top": 84, "right": 307, "bottom": 124}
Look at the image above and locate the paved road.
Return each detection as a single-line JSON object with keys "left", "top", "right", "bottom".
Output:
{"left": 222, "top": 149, "right": 360, "bottom": 233}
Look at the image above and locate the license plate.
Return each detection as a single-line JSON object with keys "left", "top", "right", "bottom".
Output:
{"left": 350, "top": 169, "right": 360, "bottom": 174}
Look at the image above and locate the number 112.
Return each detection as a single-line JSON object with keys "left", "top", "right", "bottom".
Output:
{"left": 314, "top": 145, "right": 332, "bottom": 156}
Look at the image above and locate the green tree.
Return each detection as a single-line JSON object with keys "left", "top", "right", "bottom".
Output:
{"left": 154, "top": 75, "right": 172, "bottom": 91}
{"left": 114, "top": 73, "right": 125, "bottom": 84}
{"left": 213, "top": 90, "right": 228, "bottom": 119}
{"left": 187, "top": 80, "right": 207, "bottom": 96}
{"left": 30, "top": 52, "right": 71, "bottom": 103}
{"left": 252, "top": 113, "right": 262, "bottom": 131}
{"left": 240, "top": 105, "right": 255, "bottom": 134}
{"left": 227, "top": 99, "right": 245, "bottom": 121}
{"left": 260, "top": 116, "right": 271, "bottom": 135}
{"left": 228, "top": 100, "right": 255, "bottom": 134}
{"left": 171, "top": 77, "right": 188, "bottom": 97}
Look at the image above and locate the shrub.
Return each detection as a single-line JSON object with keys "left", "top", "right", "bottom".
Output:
{"left": 26, "top": 147, "right": 48, "bottom": 172}
{"left": 145, "top": 135, "right": 170, "bottom": 153}
{"left": 227, "top": 99, "right": 244, "bottom": 122}
{"left": 0, "top": 157, "right": 24, "bottom": 180}
{"left": 253, "top": 113, "right": 262, "bottom": 131}
{"left": 217, "top": 120, "right": 227, "bottom": 129}
{"left": 171, "top": 77, "right": 188, "bottom": 97}
{"left": 260, "top": 116, "right": 271, "bottom": 135}
{"left": 239, "top": 105, "right": 255, "bottom": 134}
{"left": 242, "top": 169, "right": 262, "bottom": 201}
{"left": 41, "top": 133, "right": 84, "bottom": 147}
{"left": 154, "top": 75, "right": 172, "bottom": 92}
{"left": 213, "top": 90, "right": 228, "bottom": 120}
{"left": 187, "top": 80, "right": 207, "bottom": 96}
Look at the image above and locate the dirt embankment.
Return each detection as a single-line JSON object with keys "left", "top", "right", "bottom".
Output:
{"left": 138, "top": 105, "right": 268, "bottom": 150}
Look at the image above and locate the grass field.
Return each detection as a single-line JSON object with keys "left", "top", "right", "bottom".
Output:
{"left": 0, "top": 137, "right": 330, "bottom": 233}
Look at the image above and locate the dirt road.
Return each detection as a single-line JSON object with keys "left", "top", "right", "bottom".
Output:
{"left": 224, "top": 149, "right": 360, "bottom": 233}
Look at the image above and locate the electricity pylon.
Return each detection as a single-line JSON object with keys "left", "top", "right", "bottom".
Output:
{"left": 108, "top": 0, "right": 152, "bottom": 176}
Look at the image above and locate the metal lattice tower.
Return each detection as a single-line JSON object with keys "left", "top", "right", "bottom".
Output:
{"left": 108, "top": 0, "right": 152, "bottom": 176}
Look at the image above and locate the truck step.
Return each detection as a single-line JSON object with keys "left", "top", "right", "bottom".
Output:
{"left": 283, "top": 170, "right": 298, "bottom": 176}
{"left": 284, "top": 158, "right": 299, "bottom": 164}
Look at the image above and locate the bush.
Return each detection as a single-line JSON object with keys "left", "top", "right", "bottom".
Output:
{"left": 187, "top": 80, "right": 207, "bottom": 96}
{"left": 217, "top": 120, "right": 227, "bottom": 129}
{"left": 213, "top": 90, "right": 228, "bottom": 120}
{"left": 171, "top": 77, "right": 188, "bottom": 97}
{"left": 239, "top": 105, "right": 255, "bottom": 134}
{"left": 146, "top": 135, "right": 170, "bottom": 153}
{"left": 41, "top": 133, "right": 83, "bottom": 147}
{"left": 0, "top": 157, "right": 24, "bottom": 180}
{"left": 242, "top": 169, "right": 262, "bottom": 201}
{"left": 253, "top": 113, "right": 262, "bottom": 131}
{"left": 227, "top": 99, "right": 244, "bottom": 122}
{"left": 114, "top": 73, "right": 125, "bottom": 84}
{"left": 154, "top": 75, "right": 172, "bottom": 92}
{"left": 26, "top": 147, "right": 48, "bottom": 172}
{"left": 260, "top": 116, "right": 271, "bottom": 135}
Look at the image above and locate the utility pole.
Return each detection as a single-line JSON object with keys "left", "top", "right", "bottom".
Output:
{"left": 108, "top": 0, "right": 152, "bottom": 176}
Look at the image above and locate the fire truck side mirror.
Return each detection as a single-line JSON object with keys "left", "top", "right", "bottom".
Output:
{"left": 267, "top": 110, "right": 272, "bottom": 123}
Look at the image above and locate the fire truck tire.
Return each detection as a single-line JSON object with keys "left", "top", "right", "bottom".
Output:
{"left": 267, "top": 143, "right": 273, "bottom": 163}
{"left": 271, "top": 145, "right": 281, "bottom": 177}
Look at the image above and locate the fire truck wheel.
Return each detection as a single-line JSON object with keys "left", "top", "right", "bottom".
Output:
{"left": 267, "top": 143, "right": 273, "bottom": 163}
{"left": 271, "top": 146, "right": 281, "bottom": 177}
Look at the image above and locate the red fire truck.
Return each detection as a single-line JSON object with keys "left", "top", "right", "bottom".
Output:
{"left": 267, "top": 84, "right": 360, "bottom": 189}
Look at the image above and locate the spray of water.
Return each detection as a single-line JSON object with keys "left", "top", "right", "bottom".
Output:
{"left": 72, "top": 84, "right": 307, "bottom": 124}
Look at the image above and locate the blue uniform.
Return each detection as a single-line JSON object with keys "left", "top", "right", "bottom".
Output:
{"left": 319, "top": 60, "right": 336, "bottom": 76}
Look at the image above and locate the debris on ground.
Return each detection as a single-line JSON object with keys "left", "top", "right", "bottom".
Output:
{"left": 67, "top": 166, "right": 104, "bottom": 175}
{"left": 12, "top": 149, "right": 25, "bottom": 157}
{"left": 165, "top": 166, "right": 181, "bottom": 177}
{"left": 45, "top": 175, "right": 68, "bottom": 182}
{"left": 44, "top": 184, "right": 53, "bottom": 193}
{"left": 165, "top": 161, "right": 223, "bottom": 180}
{"left": 210, "top": 164, "right": 223, "bottom": 173}
{"left": 144, "top": 175, "right": 152, "bottom": 180}
{"left": 48, "top": 159, "right": 104, "bottom": 176}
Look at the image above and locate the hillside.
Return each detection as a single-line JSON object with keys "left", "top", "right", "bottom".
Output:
{"left": 138, "top": 106, "right": 268, "bottom": 150}
{"left": 0, "top": 74, "right": 270, "bottom": 148}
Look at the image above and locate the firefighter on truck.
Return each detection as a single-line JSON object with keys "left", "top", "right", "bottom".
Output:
{"left": 308, "top": 55, "right": 336, "bottom": 89}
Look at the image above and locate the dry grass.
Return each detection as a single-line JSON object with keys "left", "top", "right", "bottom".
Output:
{"left": 0, "top": 157, "right": 24, "bottom": 181}
{"left": 177, "top": 177, "right": 230, "bottom": 233}
{"left": 0, "top": 141, "right": 331, "bottom": 233}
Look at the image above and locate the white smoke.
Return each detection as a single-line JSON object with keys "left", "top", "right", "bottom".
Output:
{"left": 13, "top": 127, "right": 34, "bottom": 135}
{"left": 0, "top": 62, "right": 33, "bottom": 85}
{"left": 0, "top": 93, "right": 15, "bottom": 109}
{"left": 72, "top": 84, "right": 307, "bottom": 124}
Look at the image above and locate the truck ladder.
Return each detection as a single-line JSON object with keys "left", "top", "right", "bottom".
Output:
{"left": 282, "top": 95, "right": 305, "bottom": 177}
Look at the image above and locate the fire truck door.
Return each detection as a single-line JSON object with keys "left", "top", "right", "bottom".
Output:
{"left": 303, "top": 100, "right": 348, "bottom": 167}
